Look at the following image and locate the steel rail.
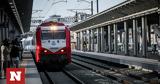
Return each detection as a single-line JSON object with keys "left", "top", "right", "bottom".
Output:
{"left": 62, "top": 69, "right": 85, "bottom": 84}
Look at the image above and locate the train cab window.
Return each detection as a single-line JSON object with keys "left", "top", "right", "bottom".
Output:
{"left": 41, "top": 30, "right": 66, "bottom": 40}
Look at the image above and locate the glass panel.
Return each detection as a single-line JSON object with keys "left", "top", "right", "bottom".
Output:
{"left": 41, "top": 30, "right": 65, "bottom": 40}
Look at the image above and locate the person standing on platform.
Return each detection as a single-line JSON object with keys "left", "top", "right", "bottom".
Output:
{"left": 0, "top": 39, "right": 11, "bottom": 79}
{"left": 19, "top": 40, "right": 23, "bottom": 61}
{"left": 10, "top": 38, "right": 21, "bottom": 68}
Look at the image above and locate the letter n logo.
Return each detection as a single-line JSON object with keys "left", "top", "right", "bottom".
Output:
{"left": 6, "top": 68, "right": 25, "bottom": 84}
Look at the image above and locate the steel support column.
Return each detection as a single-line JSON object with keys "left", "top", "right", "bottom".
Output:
{"left": 78, "top": 32, "right": 81, "bottom": 50}
{"left": 158, "top": 0, "right": 160, "bottom": 25}
{"left": 88, "top": 30, "right": 91, "bottom": 51}
{"left": 101, "top": 27, "right": 104, "bottom": 52}
{"left": 159, "top": 10, "right": 160, "bottom": 26}
{"left": 91, "top": 29, "right": 94, "bottom": 51}
{"left": 142, "top": 16, "right": 147, "bottom": 57}
{"left": 76, "top": 32, "right": 79, "bottom": 50}
{"left": 114, "top": 24, "right": 118, "bottom": 54}
{"left": 108, "top": 25, "right": 111, "bottom": 53}
{"left": 124, "top": 21, "right": 129, "bottom": 55}
{"left": 77, "top": 32, "right": 80, "bottom": 50}
{"left": 80, "top": 31, "right": 83, "bottom": 51}
{"left": 133, "top": 19, "right": 138, "bottom": 56}
{"left": 83, "top": 30, "right": 87, "bottom": 51}
{"left": 159, "top": 12, "right": 160, "bottom": 26}
{"left": 97, "top": 28, "right": 100, "bottom": 52}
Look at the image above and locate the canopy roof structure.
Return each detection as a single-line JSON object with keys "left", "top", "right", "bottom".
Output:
{"left": 70, "top": 0, "right": 159, "bottom": 31}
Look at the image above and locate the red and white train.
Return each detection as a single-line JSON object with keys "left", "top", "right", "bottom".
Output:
{"left": 32, "top": 21, "right": 71, "bottom": 67}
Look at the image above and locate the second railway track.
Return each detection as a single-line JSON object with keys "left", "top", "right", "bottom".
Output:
{"left": 72, "top": 55, "right": 159, "bottom": 84}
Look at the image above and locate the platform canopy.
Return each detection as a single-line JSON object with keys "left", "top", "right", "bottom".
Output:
{"left": 70, "top": 0, "right": 159, "bottom": 31}
{"left": 13, "top": 0, "right": 33, "bottom": 33}
{"left": 1, "top": 0, "right": 33, "bottom": 33}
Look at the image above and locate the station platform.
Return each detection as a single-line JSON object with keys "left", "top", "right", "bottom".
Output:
{"left": 0, "top": 51, "right": 42, "bottom": 84}
{"left": 72, "top": 50, "right": 160, "bottom": 72}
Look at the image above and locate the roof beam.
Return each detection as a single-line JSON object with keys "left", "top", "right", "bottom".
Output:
{"left": 8, "top": 0, "right": 24, "bottom": 34}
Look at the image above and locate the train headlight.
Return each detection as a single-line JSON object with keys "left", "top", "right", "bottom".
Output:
{"left": 61, "top": 49, "right": 64, "bottom": 52}
{"left": 50, "top": 26, "right": 57, "bottom": 30}
{"left": 44, "top": 50, "right": 47, "bottom": 53}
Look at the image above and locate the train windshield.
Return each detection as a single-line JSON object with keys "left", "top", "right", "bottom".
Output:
{"left": 41, "top": 30, "right": 65, "bottom": 40}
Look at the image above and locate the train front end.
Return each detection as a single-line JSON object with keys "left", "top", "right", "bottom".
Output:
{"left": 36, "top": 22, "right": 71, "bottom": 67}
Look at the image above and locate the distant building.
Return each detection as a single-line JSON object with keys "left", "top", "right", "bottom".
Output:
{"left": 45, "top": 13, "right": 91, "bottom": 26}
{"left": 45, "top": 15, "right": 75, "bottom": 26}
{"left": 30, "top": 19, "right": 43, "bottom": 31}
{"left": 76, "top": 12, "right": 91, "bottom": 22}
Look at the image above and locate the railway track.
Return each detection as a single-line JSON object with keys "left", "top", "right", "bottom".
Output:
{"left": 40, "top": 70, "right": 55, "bottom": 84}
{"left": 72, "top": 55, "right": 159, "bottom": 84}
{"left": 37, "top": 65, "right": 84, "bottom": 84}
{"left": 64, "top": 63, "right": 120, "bottom": 84}
{"left": 37, "top": 62, "right": 120, "bottom": 84}
{"left": 34, "top": 52, "right": 158, "bottom": 84}
{"left": 62, "top": 69, "right": 85, "bottom": 84}
{"left": 39, "top": 64, "right": 120, "bottom": 84}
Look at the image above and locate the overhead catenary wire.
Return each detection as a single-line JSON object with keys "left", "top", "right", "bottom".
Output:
{"left": 39, "top": 0, "right": 54, "bottom": 20}
{"left": 32, "top": 0, "right": 50, "bottom": 19}
{"left": 43, "top": 0, "right": 67, "bottom": 19}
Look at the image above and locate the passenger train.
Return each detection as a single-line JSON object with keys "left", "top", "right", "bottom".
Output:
{"left": 32, "top": 21, "right": 71, "bottom": 67}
